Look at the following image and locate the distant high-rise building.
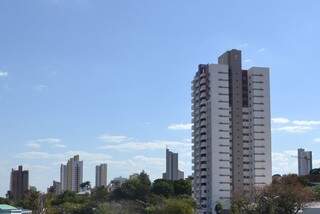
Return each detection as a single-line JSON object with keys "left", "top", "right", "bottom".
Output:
{"left": 8, "top": 165, "right": 29, "bottom": 200}
{"left": 48, "top": 181, "right": 62, "bottom": 195}
{"left": 60, "top": 155, "right": 83, "bottom": 193}
{"left": 95, "top": 164, "right": 107, "bottom": 187}
{"left": 192, "top": 49, "right": 272, "bottom": 213}
{"left": 298, "top": 148, "right": 312, "bottom": 176}
{"left": 162, "top": 149, "right": 184, "bottom": 181}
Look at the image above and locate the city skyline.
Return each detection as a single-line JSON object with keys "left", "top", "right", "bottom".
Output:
{"left": 1, "top": 0, "right": 320, "bottom": 197}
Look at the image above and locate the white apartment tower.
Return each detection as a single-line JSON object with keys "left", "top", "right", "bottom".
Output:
{"left": 163, "top": 149, "right": 184, "bottom": 181}
{"left": 60, "top": 155, "right": 83, "bottom": 193}
{"left": 96, "top": 163, "right": 108, "bottom": 187}
{"left": 192, "top": 49, "right": 272, "bottom": 213}
{"left": 298, "top": 148, "right": 312, "bottom": 176}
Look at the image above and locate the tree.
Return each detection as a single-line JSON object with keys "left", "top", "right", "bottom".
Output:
{"left": 15, "top": 189, "right": 41, "bottom": 213}
{"left": 173, "top": 179, "right": 192, "bottom": 196}
{"left": 153, "top": 197, "right": 195, "bottom": 214}
{"left": 91, "top": 186, "right": 109, "bottom": 203}
{"left": 314, "top": 185, "right": 320, "bottom": 200}
{"left": 80, "top": 181, "right": 91, "bottom": 191}
{"left": 214, "top": 202, "right": 223, "bottom": 214}
{"left": 230, "top": 174, "right": 315, "bottom": 214}
{"left": 113, "top": 171, "right": 151, "bottom": 202}
{"left": 151, "top": 179, "right": 174, "bottom": 197}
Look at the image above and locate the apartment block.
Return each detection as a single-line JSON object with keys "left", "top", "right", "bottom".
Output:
{"left": 162, "top": 149, "right": 184, "bottom": 181}
{"left": 298, "top": 148, "right": 312, "bottom": 176}
{"left": 60, "top": 155, "right": 83, "bottom": 193}
{"left": 191, "top": 49, "right": 272, "bottom": 213}
{"left": 96, "top": 163, "right": 108, "bottom": 187}
{"left": 8, "top": 166, "right": 29, "bottom": 200}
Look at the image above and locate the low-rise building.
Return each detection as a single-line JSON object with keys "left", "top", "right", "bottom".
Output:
{"left": 107, "top": 177, "right": 127, "bottom": 192}
{"left": 0, "top": 204, "right": 32, "bottom": 214}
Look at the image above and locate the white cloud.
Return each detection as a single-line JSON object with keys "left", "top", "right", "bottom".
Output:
{"left": 313, "top": 138, "right": 320, "bottom": 143}
{"left": 272, "top": 117, "right": 290, "bottom": 124}
{"left": 271, "top": 117, "right": 320, "bottom": 134}
{"left": 27, "top": 138, "right": 66, "bottom": 149}
{"left": 292, "top": 120, "right": 320, "bottom": 126}
{"left": 272, "top": 150, "right": 298, "bottom": 175}
{"left": 133, "top": 156, "right": 164, "bottom": 166}
{"left": 244, "top": 59, "right": 252, "bottom": 63}
{"left": 100, "top": 139, "right": 191, "bottom": 151}
{"left": 98, "top": 134, "right": 132, "bottom": 143}
{"left": 15, "top": 151, "right": 112, "bottom": 165}
{"left": 26, "top": 143, "right": 41, "bottom": 149}
{"left": 272, "top": 126, "right": 313, "bottom": 133}
{"left": 0, "top": 70, "right": 8, "bottom": 77}
{"left": 32, "top": 138, "right": 61, "bottom": 144}
{"left": 52, "top": 143, "right": 67, "bottom": 148}
{"left": 257, "top": 48, "right": 266, "bottom": 53}
{"left": 168, "top": 123, "right": 192, "bottom": 130}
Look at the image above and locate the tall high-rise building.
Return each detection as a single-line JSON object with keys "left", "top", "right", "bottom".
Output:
{"left": 8, "top": 165, "right": 29, "bottom": 200}
{"left": 60, "top": 155, "right": 83, "bottom": 193}
{"left": 95, "top": 163, "right": 108, "bottom": 187}
{"left": 192, "top": 49, "right": 272, "bottom": 213}
{"left": 162, "top": 148, "right": 184, "bottom": 181}
{"left": 298, "top": 148, "right": 312, "bottom": 176}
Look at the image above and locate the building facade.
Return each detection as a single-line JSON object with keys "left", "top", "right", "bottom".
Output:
{"left": 298, "top": 148, "right": 312, "bottom": 176}
{"left": 162, "top": 149, "right": 184, "bottom": 181}
{"left": 60, "top": 155, "right": 83, "bottom": 193}
{"left": 0, "top": 204, "right": 32, "bottom": 214}
{"left": 192, "top": 49, "right": 272, "bottom": 213}
{"left": 107, "top": 177, "right": 127, "bottom": 192}
{"left": 8, "top": 166, "right": 29, "bottom": 200}
{"left": 95, "top": 164, "right": 108, "bottom": 187}
{"left": 48, "top": 181, "right": 62, "bottom": 195}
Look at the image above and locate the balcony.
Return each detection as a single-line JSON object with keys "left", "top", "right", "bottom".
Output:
{"left": 200, "top": 114, "right": 206, "bottom": 120}
{"left": 200, "top": 106, "right": 206, "bottom": 113}
{"left": 200, "top": 91, "right": 207, "bottom": 98}
{"left": 200, "top": 78, "right": 206, "bottom": 85}
{"left": 200, "top": 85, "right": 206, "bottom": 92}
{"left": 200, "top": 135, "right": 207, "bottom": 141}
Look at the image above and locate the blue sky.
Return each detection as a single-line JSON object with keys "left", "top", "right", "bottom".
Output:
{"left": 1, "top": 0, "right": 320, "bottom": 195}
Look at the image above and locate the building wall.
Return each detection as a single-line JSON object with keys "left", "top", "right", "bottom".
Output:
{"left": 192, "top": 50, "right": 272, "bottom": 214}
{"left": 208, "top": 64, "right": 232, "bottom": 209}
{"left": 9, "top": 166, "right": 29, "bottom": 200}
{"left": 163, "top": 149, "right": 184, "bottom": 181}
{"left": 60, "top": 155, "right": 83, "bottom": 193}
{"left": 248, "top": 67, "right": 272, "bottom": 186}
{"left": 96, "top": 164, "right": 107, "bottom": 187}
{"left": 298, "top": 149, "right": 312, "bottom": 176}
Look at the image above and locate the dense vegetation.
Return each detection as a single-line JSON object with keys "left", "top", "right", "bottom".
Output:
{"left": 230, "top": 174, "right": 320, "bottom": 214}
{"left": 1, "top": 171, "right": 195, "bottom": 214}
{"left": 2, "top": 172, "right": 320, "bottom": 214}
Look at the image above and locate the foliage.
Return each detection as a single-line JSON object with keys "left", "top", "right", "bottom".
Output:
{"left": 314, "top": 185, "right": 320, "bottom": 200}
{"left": 3, "top": 171, "right": 194, "bottom": 214}
{"left": 151, "top": 179, "right": 174, "bottom": 197}
{"left": 214, "top": 202, "right": 223, "bottom": 214}
{"left": 310, "top": 168, "right": 320, "bottom": 175}
{"left": 151, "top": 197, "right": 196, "bottom": 214}
{"left": 111, "top": 171, "right": 151, "bottom": 202}
{"left": 173, "top": 179, "right": 192, "bottom": 196}
{"left": 15, "top": 189, "right": 41, "bottom": 213}
{"left": 231, "top": 174, "right": 315, "bottom": 214}
{"left": 91, "top": 186, "right": 109, "bottom": 203}
{"left": 80, "top": 181, "right": 91, "bottom": 191}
